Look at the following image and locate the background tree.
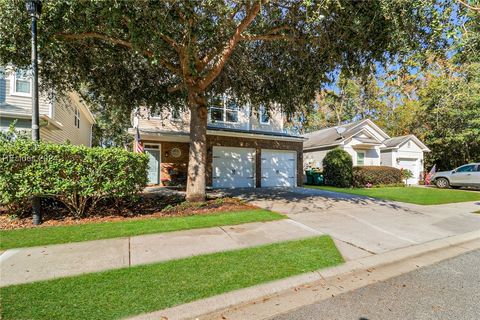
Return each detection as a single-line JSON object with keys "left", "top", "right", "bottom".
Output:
{"left": 0, "top": 0, "right": 453, "bottom": 200}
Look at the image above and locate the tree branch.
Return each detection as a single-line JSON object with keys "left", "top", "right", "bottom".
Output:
{"left": 55, "top": 32, "right": 182, "bottom": 75}
{"left": 455, "top": 0, "right": 480, "bottom": 13}
{"left": 198, "top": 1, "right": 263, "bottom": 90}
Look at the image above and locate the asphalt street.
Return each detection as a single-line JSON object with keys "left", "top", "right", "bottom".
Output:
{"left": 272, "top": 249, "right": 480, "bottom": 320}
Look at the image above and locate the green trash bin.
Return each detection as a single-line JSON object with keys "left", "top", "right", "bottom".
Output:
{"left": 312, "top": 172, "right": 324, "bottom": 185}
{"left": 305, "top": 170, "right": 314, "bottom": 185}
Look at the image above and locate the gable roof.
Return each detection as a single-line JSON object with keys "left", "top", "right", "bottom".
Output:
{"left": 382, "top": 134, "right": 430, "bottom": 152}
{"left": 303, "top": 119, "right": 390, "bottom": 149}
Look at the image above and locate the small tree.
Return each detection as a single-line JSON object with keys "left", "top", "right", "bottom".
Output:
{"left": 322, "top": 149, "right": 353, "bottom": 188}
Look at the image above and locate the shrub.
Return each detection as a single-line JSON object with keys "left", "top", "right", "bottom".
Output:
{"left": 352, "top": 166, "right": 403, "bottom": 187}
{"left": 0, "top": 139, "right": 148, "bottom": 217}
{"left": 322, "top": 148, "right": 353, "bottom": 187}
{"left": 400, "top": 168, "right": 414, "bottom": 181}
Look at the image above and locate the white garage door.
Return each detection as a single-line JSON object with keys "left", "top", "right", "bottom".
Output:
{"left": 261, "top": 150, "right": 296, "bottom": 187}
{"left": 398, "top": 158, "right": 420, "bottom": 185}
{"left": 212, "top": 147, "right": 255, "bottom": 188}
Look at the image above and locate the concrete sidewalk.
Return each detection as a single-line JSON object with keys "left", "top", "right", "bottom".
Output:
{"left": 0, "top": 219, "right": 327, "bottom": 287}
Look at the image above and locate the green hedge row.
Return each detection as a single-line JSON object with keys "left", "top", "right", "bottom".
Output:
{"left": 352, "top": 166, "right": 403, "bottom": 187}
{"left": 0, "top": 138, "right": 148, "bottom": 217}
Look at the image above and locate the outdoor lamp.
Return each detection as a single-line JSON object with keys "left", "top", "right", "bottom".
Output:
{"left": 25, "top": 0, "right": 42, "bottom": 17}
{"left": 25, "top": 0, "right": 42, "bottom": 225}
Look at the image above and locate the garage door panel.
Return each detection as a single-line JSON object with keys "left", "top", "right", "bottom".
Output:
{"left": 213, "top": 147, "right": 255, "bottom": 188}
{"left": 261, "top": 150, "right": 296, "bottom": 187}
{"left": 398, "top": 158, "right": 420, "bottom": 185}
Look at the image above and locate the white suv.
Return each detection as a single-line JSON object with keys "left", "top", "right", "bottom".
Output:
{"left": 432, "top": 163, "right": 480, "bottom": 189}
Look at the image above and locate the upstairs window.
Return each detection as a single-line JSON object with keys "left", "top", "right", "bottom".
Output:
{"left": 11, "top": 71, "right": 31, "bottom": 96}
{"left": 259, "top": 105, "right": 270, "bottom": 124}
{"left": 171, "top": 108, "right": 181, "bottom": 121}
{"left": 74, "top": 108, "right": 80, "bottom": 128}
{"left": 209, "top": 96, "right": 238, "bottom": 123}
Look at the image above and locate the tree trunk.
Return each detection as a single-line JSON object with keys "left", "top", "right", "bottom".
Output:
{"left": 186, "top": 92, "right": 208, "bottom": 202}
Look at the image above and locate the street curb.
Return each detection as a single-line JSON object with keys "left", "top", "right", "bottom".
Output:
{"left": 126, "top": 230, "right": 480, "bottom": 320}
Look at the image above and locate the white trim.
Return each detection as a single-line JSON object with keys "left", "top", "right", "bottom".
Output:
{"left": 209, "top": 95, "right": 239, "bottom": 124}
{"left": 356, "top": 151, "right": 366, "bottom": 166}
{"left": 206, "top": 130, "right": 305, "bottom": 142}
{"left": 259, "top": 105, "right": 270, "bottom": 125}
{"left": 89, "top": 124, "right": 93, "bottom": 147}
{"left": 303, "top": 142, "right": 342, "bottom": 151}
{"left": 9, "top": 72, "right": 32, "bottom": 97}
{"left": 129, "top": 128, "right": 304, "bottom": 143}
{"left": 348, "top": 119, "right": 391, "bottom": 140}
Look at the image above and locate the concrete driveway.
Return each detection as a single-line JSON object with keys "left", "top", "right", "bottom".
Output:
{"left": 227, "top": 188, "right": 480, "bottom": 260}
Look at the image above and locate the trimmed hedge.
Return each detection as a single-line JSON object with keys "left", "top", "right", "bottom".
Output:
{"left": 323, "top": 148, "right": 353, "bottom": 187}
{"left": 0, "top": 139, "right": 148, "bottom": 217}
{"left": 352, "top": 166, "right": 403, "bottom": 187}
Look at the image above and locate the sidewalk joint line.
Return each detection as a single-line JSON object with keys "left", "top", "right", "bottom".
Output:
{"left": 219, "top": 226, "right": 237, "bottom": 243}
{"left": 128, "top": 237, "right": 131, "bottom": 267}
{"left": 338, "top": 239, "right": 376, "bottom": 255}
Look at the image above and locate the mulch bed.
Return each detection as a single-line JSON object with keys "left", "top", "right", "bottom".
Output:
{"left": 0, "top": 196, "right": 256, "bottom": 230}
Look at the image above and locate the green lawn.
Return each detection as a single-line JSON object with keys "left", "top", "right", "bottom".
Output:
{"left": 1, "top": 235, "right": 342, "bottom": 320}
{"left": 0, "top": 209, "right": 284, "bottom": 250}
{"left": 307, "top": 186, "right": 480, "bottom": 205}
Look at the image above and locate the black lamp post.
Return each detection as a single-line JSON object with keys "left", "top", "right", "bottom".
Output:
{"left": 26, "top": 0, "right": 42, "bottom": 225}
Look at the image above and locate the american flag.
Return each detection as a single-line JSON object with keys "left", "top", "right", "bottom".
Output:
{"left": 425, "top": 164, "right": 436, "bottom": 185}
{"left": 134, "top": 127, "right": 144, "bottom": 153}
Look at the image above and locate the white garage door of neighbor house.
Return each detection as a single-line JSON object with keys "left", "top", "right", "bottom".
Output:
{"left": 212, "top": 147, "right": 255, "bottom": 188}
{"left": 398, "top": 159, "right": 420, "bottom": 185}
{"left": 261, "top": 150, "right": 296, "bottom": 187}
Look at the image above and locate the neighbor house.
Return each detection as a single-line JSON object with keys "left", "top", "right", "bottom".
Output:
{"left": 1, "top": 69, "right": 95, "bottom": 146}
{"left": 129, "top": 97, "right": 305, "bottom": 188}
{"left": 303, "top": 119, "right": 430, "bottom": 184}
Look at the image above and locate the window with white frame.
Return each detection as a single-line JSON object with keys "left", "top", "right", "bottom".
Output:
{"left": 259, "top": 105, "right": 270, "bottom": 124}
{"left": 209, "top": 96, "right": 239, "bottom": 123}
{"left": 356, "top": 151, "right": 365, "bottom": 166}
{"left": 74, "top": 108, "right": 80, "bottom": 128}
{"left": 11, "top": 70, "right": 32, "bottom": 96}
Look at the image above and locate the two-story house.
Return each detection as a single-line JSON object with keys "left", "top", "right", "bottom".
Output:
{"left": 1, "top": 69, "right": 95, "bottom": 146}
{"left": 130, "top": 96, "right": 305, "bottom": 188}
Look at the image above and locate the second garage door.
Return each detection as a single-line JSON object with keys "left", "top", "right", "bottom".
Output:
{"left": 212, "top": 146, "right": 255, "bottom": 188}
{"left": 398, "top": 158, "right": 420, "bottom": 185}
{"left": 261, "top": 150, "right": 297, "bottom": 187}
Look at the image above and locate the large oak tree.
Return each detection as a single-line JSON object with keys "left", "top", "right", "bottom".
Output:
{"left": 0, "top": 0, "right": 453, "bottom": 201}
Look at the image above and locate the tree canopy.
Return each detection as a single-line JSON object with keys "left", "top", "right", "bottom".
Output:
{"left": 0, "top": 0, "right": 457, "bottom": 199}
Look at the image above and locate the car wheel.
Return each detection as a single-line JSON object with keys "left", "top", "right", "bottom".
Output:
{"left": 435, "top": 178, "right": 450, "bottom": 188}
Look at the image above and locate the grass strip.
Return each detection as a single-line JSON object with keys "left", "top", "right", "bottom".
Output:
{"left": 0, "top": 209, "right": 284, "bottom": 250}
{"left": 307, "top": 186, "right": 480, "bottom": 205}
{"left": 1, "top": 235, "right": 342, "bottom": 320}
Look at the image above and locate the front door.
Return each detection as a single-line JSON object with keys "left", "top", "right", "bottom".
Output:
{"left": 145, "top": 147, "right": 160, "bottom": 185}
